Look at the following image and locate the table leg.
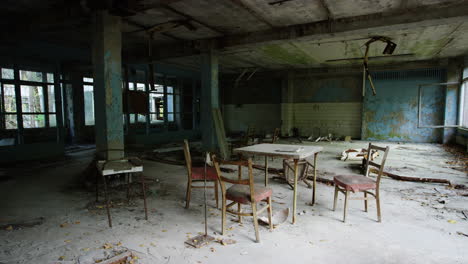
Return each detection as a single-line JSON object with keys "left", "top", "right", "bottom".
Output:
{"left": 312, "top": 153, "right": 318, "bottom": 205}
{"left": 140, "top": 173, "right": 148, "bottom": 220}
{"left": 95, "top": 170, "right": 99, "bottom": 202}
{"left": 264, "top": 156, "right": 268, "bottom": 186}
{"left": 292, "top": 158, "right": 299, "bottom": 224}
{"left": 102, "top": 175, "right": 112, "bottom": 228}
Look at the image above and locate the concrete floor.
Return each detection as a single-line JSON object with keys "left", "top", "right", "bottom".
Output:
{"left": 0, "top": 140, "right": 467, "bottom": 263}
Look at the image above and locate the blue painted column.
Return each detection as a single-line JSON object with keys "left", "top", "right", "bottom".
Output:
{"left": 92, "top": 10, "right": 124, "bottom": 160}
{"left": 444, "top": 59, "right": 462, "bottom": 144}
{"left": 200, "top": 50, "right": 219, "bottom": 151}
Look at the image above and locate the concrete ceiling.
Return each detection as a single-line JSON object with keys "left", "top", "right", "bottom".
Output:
{"left": 0, "top": 0, "right": 467, "bottom": 71}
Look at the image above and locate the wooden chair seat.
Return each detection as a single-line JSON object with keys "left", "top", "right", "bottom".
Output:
{"left": 212, "top": 156, "right": 273, "bottom": 243}
{"left": 191, "top": 167, "right": 218, "bottom": 180}
{"left": 334, "top": 175, "right": 376, "bottom": 192}
{"left": 226, "top": 185, "right": 272, "bottom": 204}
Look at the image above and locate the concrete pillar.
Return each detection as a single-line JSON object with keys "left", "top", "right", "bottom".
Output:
{"left": 444, "top": 58, "right": 462, "bottom": 144}
{"left": 200, "top": 50, "right": 219, "bottom": 151}
{"left": 92, "top": 10, "right": 124, "bottom": 160}
{"left": 71, "top": 72, "right": 85, "bottom": 144}
{"left": 281, "top": 72, "right": 294, "bottom": 136}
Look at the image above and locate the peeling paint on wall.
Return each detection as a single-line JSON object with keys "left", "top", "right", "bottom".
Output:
{"left": 362, "top": 69, "right": 446, "bottom": 143}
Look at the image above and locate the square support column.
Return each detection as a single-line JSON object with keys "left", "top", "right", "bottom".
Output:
{"left": 92, "top": 10, "right": 124, "bottom": 160}
{"left": 200, "top": 51, "right": 219, "bottom": 151}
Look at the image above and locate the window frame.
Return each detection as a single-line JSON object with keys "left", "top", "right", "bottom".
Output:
{"left": 0, "top": 67, "right": 57, "bottom": 130}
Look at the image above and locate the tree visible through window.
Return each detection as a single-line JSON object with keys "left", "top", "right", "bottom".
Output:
{"left": 0, "top": 68, "right": 57, "bottom": 130}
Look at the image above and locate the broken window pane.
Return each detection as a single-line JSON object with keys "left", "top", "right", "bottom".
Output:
{"left": 21, "top": 85, "right": 45, "bottom": 113}
{"left": 23, "top": 114, "right": 45, "bottom": 128}
{"left": 48, "top": 85, "right": 56, "bottom": 112}
{"left": 1, "top": 68, "right": 14, "bottom": 79}
{"left": 20, "top": 70, "right": 43, "bottom": 82}
{"left": 5, "top": 114, "right": 17, "bottom": 129}
{"left": 3, "top": 84, "right": 16, "bottom": 112}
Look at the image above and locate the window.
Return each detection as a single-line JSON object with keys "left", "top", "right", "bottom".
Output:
{"left": 123, "top": 76, "right": 198, "bottom": 131}
{"left": 149, "top": 84, "right": 164, "bottom": 124}
{"left": 0, "top": 67, "right": 57, "bottom": 130}
{"left": 83, "top": 77, "right": 95, "bottom": 126}
{"left": 461, "top": 76, "right": 468, "bottom": 128}
{"left": 21, "top": 85, "right": 45, "bottom": 128}
{"left": 1, "top": 83, "right": 17, "bottom": 129}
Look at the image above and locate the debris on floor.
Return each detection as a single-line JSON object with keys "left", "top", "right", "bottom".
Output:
{"left": 78, "top": 248, "right": 137, "bottom": 264}
{"left": 258, "top": 208, "right": 289, "bottom": 227}
{"left": 0, "top": 217, "right": 45, "bottom": 230}
{"left": 340, "top": 148, "right": 378, "bottom": 161}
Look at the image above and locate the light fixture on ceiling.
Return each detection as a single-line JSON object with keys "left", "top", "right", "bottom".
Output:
{"left": 363, "top": 36, "right": 397, "bottom": 95}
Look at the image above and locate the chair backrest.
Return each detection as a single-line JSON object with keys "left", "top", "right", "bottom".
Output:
{"left": 241, "top": 126, "right": 255, "bottom": 145}
{"left": 182, "top": 139, "right": 192, "bottom": 178}
{"left": 212, "top": 155, "right": 256, "bottom": 201}
{"left": 364, "top": 143, "right": 390, "bottom": 187}
{"left": 272, "top": 128, "right": 280, "bottom": 143}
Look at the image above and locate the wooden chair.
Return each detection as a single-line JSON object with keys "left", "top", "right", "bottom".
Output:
{"left": 332, "top": 143, "right": 389, "bottom": 222}
{"left": 212, "top": 155, "right": 273, "bottom": 243}
{"left": 182, "top": 140, "right": 219, "bottom": 209}
{"left": 263, "top": 128, "right": 280, "bottom": 144}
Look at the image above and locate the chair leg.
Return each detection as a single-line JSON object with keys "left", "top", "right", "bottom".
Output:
{"left": 238, "top": 203, "right": 242, "bottom": 223}
{"left": 333, "top": 185, "right": 338, "bottom": 211}
{"left": 376, "top": 192, "right": 382, "bottom": 222}
{"left": 185, "top": 179, "right": 192, "bottom": 209}
{"left": 343, "top": 190, "right": 349, "bottom": 223}
{"left": 267, "top": 197, "right": 273, "bottom": 231}
{"left": 364, "top": 192, "right": 368, "bottom": 212}
{"left": 251, "top": 202, "right": 260, "bottom": 243}
{"left": 126, "top": 173, "right": 131, "bottom": 201}
{"left": 214, "top": 180, "right": 219, "bottom": 209}
{"left": 222, "top": 198, "right": 227, "bottom": 235}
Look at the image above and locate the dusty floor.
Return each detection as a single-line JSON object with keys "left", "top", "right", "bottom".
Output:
{"left": 1, "top": 140, "right": 467, "bottom": 264}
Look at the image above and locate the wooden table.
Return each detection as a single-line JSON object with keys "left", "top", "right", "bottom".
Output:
{"left": 234, "top": 144, "right": 323, "bottom": 224}
{"left": 96, "top": 158, "right": 147, "bottom": 227}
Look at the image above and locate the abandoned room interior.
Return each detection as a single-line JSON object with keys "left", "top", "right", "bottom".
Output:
{"left": 1, "top": 0, "right": 468, "bottom": 263}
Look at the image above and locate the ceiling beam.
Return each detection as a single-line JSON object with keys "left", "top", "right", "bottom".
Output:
{"left": 124, "top": 18, "right": 185, "bottom": 41}
{"left": 228, "top": 0, "right": 275, "bottom": 28}
{"left": 124, "top": 2, "right": 468, "bottom": 63}
{"left": 163, "top": 5, "right": 226, "bottom": 35}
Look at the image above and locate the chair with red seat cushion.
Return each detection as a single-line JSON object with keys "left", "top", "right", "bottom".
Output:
{"left": 332, "top": 143, "right": 389, "bottom": 223}
{"left": 212, "top": 156, "right": 273, "bottom": 243}
{"left": 183, "top": 140, "right": 218, "bottom": 209}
